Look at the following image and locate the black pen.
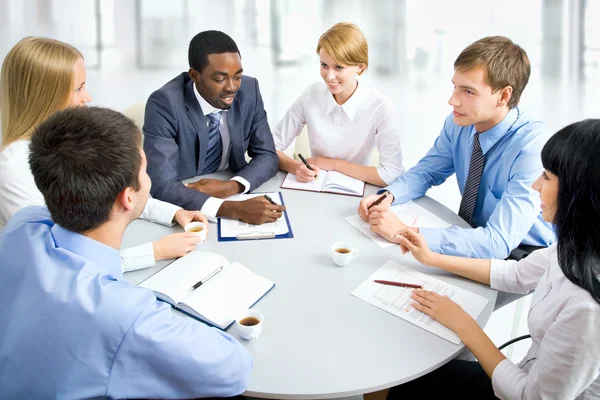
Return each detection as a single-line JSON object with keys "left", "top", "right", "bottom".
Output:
{"left": 297, "top": 153, "right": 318, "bottom": 180}
{"left": 367, "top": 191, "right": 391, "bottom": 210}
{"left": 263, "top": 194, "right": 277, "bottom": 205}
{"left": 188, "top": 266, "right": 223, "bottom": 292}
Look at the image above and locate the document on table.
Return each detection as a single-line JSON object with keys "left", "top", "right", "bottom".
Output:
{"left": 352, "top": 260, "right": 489, "bottom": 344}
{"left": 219, "top": 192, "right": 289, "bottom": 237}
{"left": 345, "top": 201, "right": 452, "bottom": 248}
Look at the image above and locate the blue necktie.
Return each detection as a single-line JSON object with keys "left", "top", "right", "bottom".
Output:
{"left": 201, "top": 111, "right": 223, "bottom": 174}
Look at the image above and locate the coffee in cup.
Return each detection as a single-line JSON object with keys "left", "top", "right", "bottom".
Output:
{"left": 235, "top": 309, "right": 264, "bottom": 341}
{"left": 184, "top": 221, "right": 207, "bottom": 244}
{"left": 331, "top": 242, "right": 359, "bottom": 267}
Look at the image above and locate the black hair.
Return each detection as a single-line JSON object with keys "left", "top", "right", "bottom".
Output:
{"left": 188, "top": 30, "right": 241, "bottom": 72}
{"left": 29, "top": 106, "right": 142, "bottom": 233}
{"left": 541, "top": 119, "right": 600, "bottom": 304}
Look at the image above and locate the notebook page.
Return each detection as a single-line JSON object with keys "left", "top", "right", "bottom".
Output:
{"left": 352, "top": 260, "right": 488, "bottom": 344}
{"left": 138, "top": 251, "right": 228, "bottom": 304}
{"left": 323, "top": 171, "right": 364, "bottom": 195}
{"left": 179, "top": 262, "right": 274, "bottom": 329}
{"left": 281, "top": 170, "right": 327, "bottom": 192}
{"left": 220, "top": 192, "right": 289, "bottom": 237}
{"left": 345, "top": 201, "right": 452, "bottom": 248}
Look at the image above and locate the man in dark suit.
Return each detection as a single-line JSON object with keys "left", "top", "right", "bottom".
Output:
{"left": 144, "top": 30, "right": 284, "bottom": 224}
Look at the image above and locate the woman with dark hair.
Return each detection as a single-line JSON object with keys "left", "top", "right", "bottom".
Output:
{"left": 386, "top": 119, "right": 600, "bottom": 399}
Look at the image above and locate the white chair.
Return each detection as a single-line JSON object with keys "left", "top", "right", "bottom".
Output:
{"left": 123, "top": 101, "right": 146, "bottom": 130}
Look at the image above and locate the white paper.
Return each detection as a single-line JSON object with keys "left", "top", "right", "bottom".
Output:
{"left": 219, "top": 192, "right": 289, "bottom": 238}
{"left": 352, "top": 260, "right": 489, "bottom": 344}
{"left": 281, "top": 171, "right": 364, "bottom": 195}
{"left": 345, "top": 201, "right": 452, "bottom": 248}
{"left": 281, "top": 170, "right": 327, "bottom": 192}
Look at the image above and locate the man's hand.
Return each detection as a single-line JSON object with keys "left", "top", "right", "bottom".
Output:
{"left": 173, "top": 210, "right": 209, "bottom": 231}
{"left": 152, "top": 232, "right": 201, "bottom": 261}
{"left": 185, "top": 179, "right": 243, "bottom": 198}
{"left": 294, "top": 162, "right": 320, "bottom": 183}
{"left": 306, "top": 156, "right": 337, "bottom": 171}
{"left": 368, "top": 207, "right": 407, "bottom": 241}
{"left": 357, "top": 193, "right": 394, "bottom": 222}
{"left": 219, "top": 196, "right": 286, "bottom": 225}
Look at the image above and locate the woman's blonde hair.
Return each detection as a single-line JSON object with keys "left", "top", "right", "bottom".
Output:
{"left": 316, "top": 22, "right": 368, "bottom": 75}
{"left": 0, "top": 36, "right": 82, "bottom": 149}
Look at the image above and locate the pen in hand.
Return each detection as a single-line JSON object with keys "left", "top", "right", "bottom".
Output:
{"left": 263, "top": 194, "right": 277, "bottom": 205}
{"left": 297, "top": 153, "right": 318, "bottom": 180}
{"left": 367, "top": 191, "right": 391, "bottom": 210}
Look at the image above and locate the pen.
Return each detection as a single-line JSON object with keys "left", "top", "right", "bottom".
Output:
{"left": 297, "top": 153, "right": 318, "bottom": 180}
{"left": 188, "top": 266, "right": 224, "bottom": 292}
{"left": 373, "top": 279, "right": 422, "bottom": 289}
{"left": 367, "top": 191, "right": 391, "bottom": 210}
{"left": 263, "top": 194, "right": 277, "bottom": 205}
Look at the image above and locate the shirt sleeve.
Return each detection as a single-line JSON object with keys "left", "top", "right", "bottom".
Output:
{"left": 200, "top": 197, "right": 225, "bottom": 223}
{"left": 384, "top": 116, "right": 456, "bottom": 204}
{"left": 120, "top": 243, "right": 155, "bottom": 273}
{"left": 491, "top": 301, "right": 600, "bottom": 399}
{"left": 139, "top": 198, "right": 181, "bottom": 226}
{"left": 489, "top": 245, "right": 552, "bottom": 294}
{"left": 231, "top": 176, "right": 251, "bottom": 194}
{"left": 419, "top": 136, "right": 547, "bottom": 258}
{"left": 373, "top": 100, "right": 405, "bottom": 185}
{"left": 107, "top": 299, "right": 253, "bottom": 399}
{"left": 272, "top": 93, "right": 306, "bottom": 151}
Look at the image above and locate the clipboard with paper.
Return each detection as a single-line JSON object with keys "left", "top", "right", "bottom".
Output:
{"left": 217, "top": 191, "right": 294, "bottom": 241}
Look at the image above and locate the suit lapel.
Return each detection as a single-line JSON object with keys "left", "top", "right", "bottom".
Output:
{"left": 184, "top": 79, "right": 209, "bottom": 175}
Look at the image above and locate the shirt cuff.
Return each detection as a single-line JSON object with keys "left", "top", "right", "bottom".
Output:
{"left": 231, "top": 176, "right": 251, "bottom": 194}
{"left": 120, "top": 242, "right": 156, "bottom": 273}
{"left": 201, "top": 197, "right": 225, "bottom": 223}
{"left": 419, "top": 227, "right": 442, "bottom": 253}
{"left": 491, "top": 358, "right": 524, "bottom": 400}
{"left": 489, "top": 258, "right": 508, "bottom": 291}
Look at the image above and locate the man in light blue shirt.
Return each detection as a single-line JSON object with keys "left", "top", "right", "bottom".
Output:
{"left": 359, "top": 36, "right": 554, "bottom": 260}
{"left": 0, "top": 107, "right": 252, "bottom": 399}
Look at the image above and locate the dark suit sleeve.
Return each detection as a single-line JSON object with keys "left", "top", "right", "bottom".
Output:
{"left": 143, "top": 90, "right": 210, "bottom": 210}
{"left": 234, "top": 78, "right": 279, "bottom": 190}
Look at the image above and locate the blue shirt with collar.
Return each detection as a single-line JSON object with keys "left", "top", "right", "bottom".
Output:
{"left": 0, "top": 206, "right": 252, "bottom": 399}
{"left": 384, "top": 107, "right": 555, "bottom": 258}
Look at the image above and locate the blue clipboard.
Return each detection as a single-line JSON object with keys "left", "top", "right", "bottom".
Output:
{"left": 217, "top": 191, "right": 294, "bottom": 242}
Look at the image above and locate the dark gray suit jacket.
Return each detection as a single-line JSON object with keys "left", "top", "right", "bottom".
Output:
{"left": 143, "top": 72, "right": 279, "bottom": 210}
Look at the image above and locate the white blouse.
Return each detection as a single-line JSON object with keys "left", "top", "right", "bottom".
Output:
{"left": 490, "top": 244, "right": 600, "bottom": 399}
{"left": 272, "top": 82, "right": 405, "bottom": 184}
{"left": 0, "top": 140, "right": 181, "bottom": 272}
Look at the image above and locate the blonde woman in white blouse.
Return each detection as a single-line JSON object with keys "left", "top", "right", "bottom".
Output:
{"left": 273, "top": 23, "right": 404, "bottom": 187}
{"left": 0, "top": 37, "right": 207, "bottom": 272}
{"left": 385, "top": 119, "right": 600, "bottom": 399}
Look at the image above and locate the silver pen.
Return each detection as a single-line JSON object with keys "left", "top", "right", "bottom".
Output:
{"left": 188, "top": 266, "right": 224, "bottom": 292}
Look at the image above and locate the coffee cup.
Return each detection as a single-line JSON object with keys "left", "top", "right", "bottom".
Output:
{"left": 235, "top": 309, "right": 264, "bottom": 341}
{"left": 331, "top": 242, "right": 359, "bottom": 267}
{"left": 184, "top": 221, "right": 207, "bottom": 244}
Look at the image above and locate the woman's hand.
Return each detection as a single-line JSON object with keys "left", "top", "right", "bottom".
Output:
{"left": 392, "top": 229, "right": 436, "bottom": 266}
{"left": 410, "top": 289, "right": 473, "bottom": 334}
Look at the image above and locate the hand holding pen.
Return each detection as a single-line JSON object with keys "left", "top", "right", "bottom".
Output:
{"left": 295, "top": 153, "right": 320, "bottom": 183}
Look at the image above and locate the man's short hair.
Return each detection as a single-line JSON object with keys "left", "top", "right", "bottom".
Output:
{"left": 454, "top": 36, "right": 531, "bottom": 108}
{"left": 188, "top": 30, "right": 241, "bottom": 72}
{"left": 29, "top": 106, "right": 142, "bottom": 233}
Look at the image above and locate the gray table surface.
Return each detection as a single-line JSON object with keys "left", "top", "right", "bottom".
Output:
{"left": 122, "top": 171, "right": 497, "bottom": 399}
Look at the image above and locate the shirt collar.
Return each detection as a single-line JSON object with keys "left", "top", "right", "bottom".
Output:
{"left": 324, "top": 80, "right": 363, "bottom": 121}
{"left": 193, "top": 83, "right": 223, "bottom": 116}
{"left": 51, "top": 224, "right": 122, "bottom": 278}
{"left": 475, "top": 107, "right": 521, "bottom": 155}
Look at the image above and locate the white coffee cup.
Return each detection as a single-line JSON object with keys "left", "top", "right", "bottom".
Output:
{"left": 331, "top": 242, "right": 359, "bottom": 267}
{"left": 235, "top": 309, "right": 264, "bottom": 341}
{"left": 184, "top": 221, "right": 207, "bottom": 243}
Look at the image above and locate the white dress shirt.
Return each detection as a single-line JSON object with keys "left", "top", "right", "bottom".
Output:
{"left": 0, "top": 139, "right": 181, "bottom": 272}
{"left": 272, "top": 81, "right": 405, "bottom": 184}
{"left": 192, "top": 85, "right": 251, "bottom": 221}
{"left": 490, "top": 244, "right": 600, "bottom": 399}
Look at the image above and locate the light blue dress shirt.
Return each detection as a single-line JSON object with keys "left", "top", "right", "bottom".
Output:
{"left": 0, "top": 206, "right": 252, "bottom": 399}
{"left": 384, "top": 107, "right": 555, "bottom": 258}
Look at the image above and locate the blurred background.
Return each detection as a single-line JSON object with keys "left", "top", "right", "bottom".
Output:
{"left": 1, "top": 0, "right": 599, "bottom": 364}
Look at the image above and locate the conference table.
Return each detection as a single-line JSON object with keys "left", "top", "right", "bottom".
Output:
{"left": 122, "top": 171, "right": 497, "bottom": 399}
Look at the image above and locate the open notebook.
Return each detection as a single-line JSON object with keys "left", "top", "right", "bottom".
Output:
{"left": 138, "top": 251, "right": 274, "bottom": 329}
{"left": 281, "top": 170, "right": 365, "bottom": 197}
